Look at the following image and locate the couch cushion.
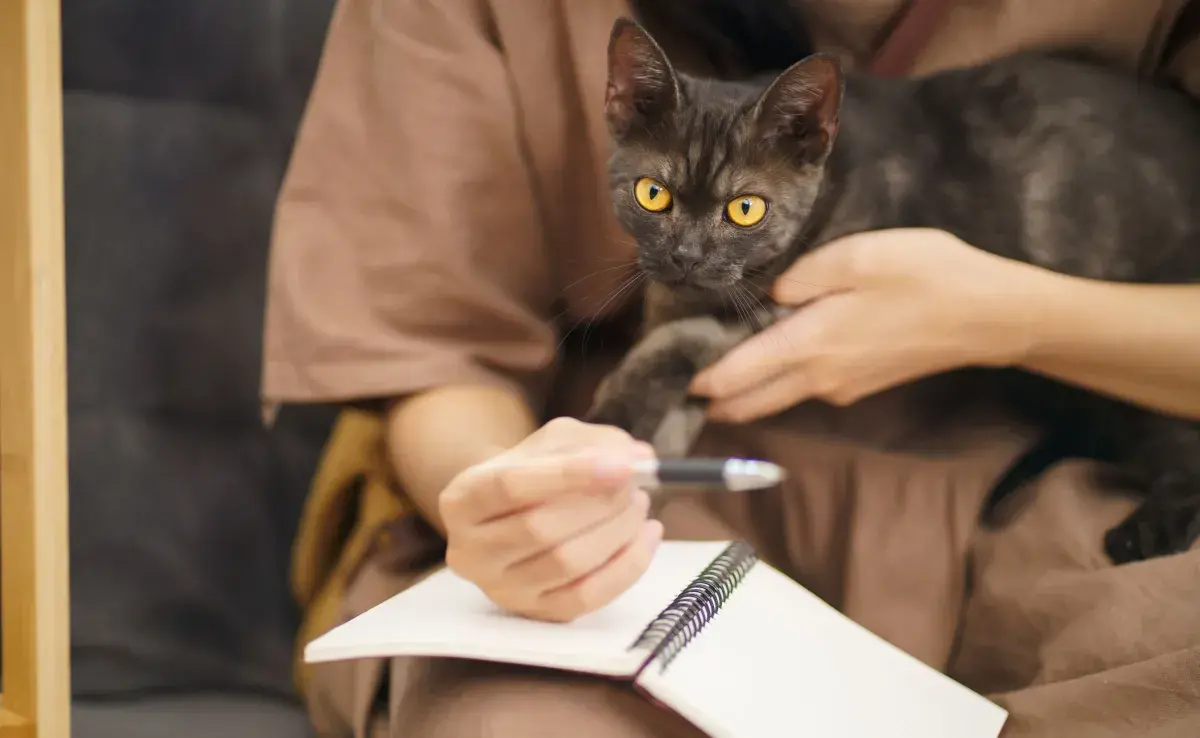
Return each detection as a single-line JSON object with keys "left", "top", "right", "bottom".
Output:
{"left": 63, "top": 0, "right": 287, "bottom": 114}
{"left": 63, "top": 0, "right": 338, "bottom": 698}
{"left": 68, "top": 412, "right": 298, "bottom": 695}
{"left": 65, "top": 94, "right": 277, "bottom": 424}
{"left": 73, "top": 694, "right": 314, "bottom": 738}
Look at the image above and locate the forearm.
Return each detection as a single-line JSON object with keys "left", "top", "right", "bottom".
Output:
{"left": 386, "top": 384, "right": 538, "bottom": 534}
{"left": 1011, "top": 274, "right": 1200, "bottom": 420}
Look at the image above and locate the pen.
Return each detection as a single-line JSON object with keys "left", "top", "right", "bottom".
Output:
{"left": 631, "top": 458, "right": 786, "bottom": 492}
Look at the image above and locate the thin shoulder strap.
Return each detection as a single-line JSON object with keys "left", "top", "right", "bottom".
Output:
{"left": 869, "top": 0, "right": 957, "bottom": 76}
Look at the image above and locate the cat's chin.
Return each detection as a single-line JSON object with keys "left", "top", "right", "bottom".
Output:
{"left": 638, "top": 259, "right": 745, "bottom": 291}
{"left": 649, "top": 273, "right": 741, "bottom": 293}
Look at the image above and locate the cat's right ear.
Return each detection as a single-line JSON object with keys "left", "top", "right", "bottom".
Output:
{"left": 606, "top": 18, "right": 680, "bottom": 140}
{"left": 752, "top": 53, "right": 845, "bottom": 163}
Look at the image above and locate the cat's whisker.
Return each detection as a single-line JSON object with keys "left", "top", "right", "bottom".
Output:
{"left": 558, "top": 261, "right": 638, "bottom": 294}
{"left": 721, "top": 287, "right": 745, "bottom": 330}
{"left": 736, "top": 283, "right": 795, "bottom": 380}
{"left": 718, "top": 289, "right": 735, "bottom": 326}
{"left": 599, "top": 236, "right": 644, "bottom": 261}
{"left": 742, "top": 268, "right": 834, "bottom": 293}
{"left": 734, "top": 284, "right": 768, "bottom": 333}
{"left": 727, "top": 287, "right": 758, "bottom": 339}
{"left": 566, "top": 283, "right": 633, "bottom": 355}
{"left": 741, "top": 284, "right": 788, "bottom": 342}
{"left": 577, "top": 271, "right": 646, "bottom": 356}
{"left": 723, "top": 289, "right": 745, "bottom": 334}
{"left": 548, "top": 265, "right": 637, "bottom": 335}
{"left": 720, "top": 288, "right": 758, "bottom": 362}
{"left": 733, "top": 286, "right": 778, "bottom": 358}
{"left": 555, "top": 271, "right": 643, "bottom": 354}
{"left": 735, "top": 291, "right": 758, "bottom": 335}
{"left": 773, "top": 275, "right": 837, "bottom": 291}
{"left": 595, "top": 250, "right": 640, "bottom": 264}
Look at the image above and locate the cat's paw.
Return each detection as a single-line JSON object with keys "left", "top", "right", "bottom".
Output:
{"left": 1104, "top": 476, "right": 1200, "bottom": 563}
{"left": 585, "top": 371, "right": 677, "bottom": 443}
{"left": 586, "top": 316, "right": 752, "bottom": 451}
{"left": 649, "top": 400, "right": 710, "bottom": 459}
{"left": 583, "top": 386, "right": 638, "bottom": 436}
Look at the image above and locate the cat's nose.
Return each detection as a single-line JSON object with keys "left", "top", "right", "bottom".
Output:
{"left": 669, "top": 251, "right": 701, "bottom": 276}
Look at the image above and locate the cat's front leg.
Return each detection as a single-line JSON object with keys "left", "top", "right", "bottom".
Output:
{"left": 585, "top": 316, "right": 753, "bottom": 457}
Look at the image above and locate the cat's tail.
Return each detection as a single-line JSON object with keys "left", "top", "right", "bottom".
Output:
{"left": 627, "top": 0, "right": 813, "bottom": 77}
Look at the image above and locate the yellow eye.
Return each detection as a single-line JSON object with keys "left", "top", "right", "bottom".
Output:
{"left": 634, "top": 177, "right": 672, "bottom": 212}
{"left": 725, "top": 195, "right": 768, "bottom": 227}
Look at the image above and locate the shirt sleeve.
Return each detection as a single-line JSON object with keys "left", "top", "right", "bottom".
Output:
{"left": 262, "top": 0, "right": 558, "bottom": 410}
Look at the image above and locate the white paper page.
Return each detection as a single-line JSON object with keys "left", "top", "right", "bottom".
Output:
{"left": 638, "top": 564, "right": 1008, "bottom": 738}
{"left": 304, "top": 540, "right": 734, "bottom": 678}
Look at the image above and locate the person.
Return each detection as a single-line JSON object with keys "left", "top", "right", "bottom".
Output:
{"left": 262, "top": 0, "right": 1200, "bottom": 736}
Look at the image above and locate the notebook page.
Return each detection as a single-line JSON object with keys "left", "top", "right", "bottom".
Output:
{"left": 637, "top": 564, "right": 1008, "bottom": 738}
{"left": 304, "top": 540, "right": 734, "bottom": 679}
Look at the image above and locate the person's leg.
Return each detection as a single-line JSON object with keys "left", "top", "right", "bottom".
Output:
{"left": 388, "top": 657, "right": 702, "bottom": 737}
{"left": 952, "top": 460, "right": 1200, "bottom": 737}
{"left": 308, "top": 554, "right": 705, "bottom": 738}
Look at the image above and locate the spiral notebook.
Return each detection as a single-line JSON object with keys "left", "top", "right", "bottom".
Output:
{"left": 305, "top": 540, "right": 1008, "bottom": 738}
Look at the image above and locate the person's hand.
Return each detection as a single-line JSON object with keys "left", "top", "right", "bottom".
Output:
{"left": 691, "top": 228, "right": 1051, "bottom": 422}
{"left": 439, "top": 417, "right": 664, "bottom": 622}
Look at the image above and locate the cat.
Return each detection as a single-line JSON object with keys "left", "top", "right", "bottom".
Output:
{"left": 584, "top": 17, "right": 1200, "bottom": 565}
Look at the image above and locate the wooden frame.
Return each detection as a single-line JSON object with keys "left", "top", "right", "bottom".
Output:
{"left": 0, "top": 1, "right": 72, "bottom": 738}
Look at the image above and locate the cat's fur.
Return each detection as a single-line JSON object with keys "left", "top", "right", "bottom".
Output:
{"left": 585, "top": 18, "right": 1200, "bottom": 564}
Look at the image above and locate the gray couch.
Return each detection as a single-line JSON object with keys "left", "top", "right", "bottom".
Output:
{"left": 63, "top": 1, "right": 337, "bottom": 735}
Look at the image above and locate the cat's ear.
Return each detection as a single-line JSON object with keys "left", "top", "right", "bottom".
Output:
{"left": 752, "top": 53, "right": 844, "bottom": 162}
{"left": 606, "top": 18, "right": 680, "bottom": 140}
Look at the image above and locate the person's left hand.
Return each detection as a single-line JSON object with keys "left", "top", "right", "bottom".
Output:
{"left": 690, "top": 228, "right": 1054, "bottom": 422}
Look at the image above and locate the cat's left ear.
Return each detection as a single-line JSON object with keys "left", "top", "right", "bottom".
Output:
{"left": 752, "top": 53, "right": 844, "bottom": 162}
{"left": 606, "top": 18, "right": 680, "bottom": 140}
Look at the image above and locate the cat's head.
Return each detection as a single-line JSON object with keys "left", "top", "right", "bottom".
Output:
{"left": 605, "top": 18, "right": 844, "bottom": 291}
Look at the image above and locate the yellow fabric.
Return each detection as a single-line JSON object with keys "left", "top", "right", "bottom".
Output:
{"left": 290, "top": 407, "right": 408, "bottom": 694}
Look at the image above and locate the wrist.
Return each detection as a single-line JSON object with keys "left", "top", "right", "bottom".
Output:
{"left": 996, "top": 265, "right": 1096, "bottom": 369}
{"left": 969, "top": 259, "right": 1074, "bottom": 369}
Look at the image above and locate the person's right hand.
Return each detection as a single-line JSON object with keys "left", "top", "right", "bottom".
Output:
{"left": 439, "top": 417, "right": 665, "bottom": 622}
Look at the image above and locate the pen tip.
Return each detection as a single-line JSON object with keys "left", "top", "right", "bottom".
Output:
{"left": 759, "top": 461, "right": 786, "bottom": 486}
{"left": 726, "top": 458, "right": 786, "bottom": 490}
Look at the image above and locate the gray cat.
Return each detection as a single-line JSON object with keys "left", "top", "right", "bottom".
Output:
{"left": 585, "top": 18, "right": 1200, "bottom": 564}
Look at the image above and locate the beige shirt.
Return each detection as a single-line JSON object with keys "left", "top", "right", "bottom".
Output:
{"left": 274, "top": 7, "right": 1200, "bottom": 734}
{"left": 262, "top": 0, "right": 1197, "bottom": 414}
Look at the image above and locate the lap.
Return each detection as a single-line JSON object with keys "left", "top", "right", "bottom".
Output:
{"left": 308, "top": 413, "right": 1200, "bottom": 738}
{"left": 308, "top": 557, "right": 704, "bottom": 738}
{"left": 388, "top": 658, "right": 702, "bottom": 738}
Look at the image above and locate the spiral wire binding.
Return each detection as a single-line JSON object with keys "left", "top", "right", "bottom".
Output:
{"left": 628, "top": 541, "right": 759, "bottom": 673}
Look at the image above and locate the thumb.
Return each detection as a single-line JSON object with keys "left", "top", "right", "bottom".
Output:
{"left": 771, "top": 237, "right": 860, "bottom": 304}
